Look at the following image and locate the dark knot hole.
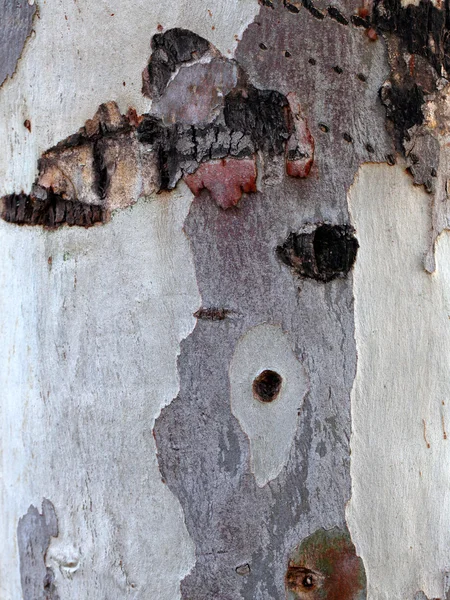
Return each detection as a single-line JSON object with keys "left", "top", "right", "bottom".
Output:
{"left": 252, "top": 370, "right": 283, "bottom": 403}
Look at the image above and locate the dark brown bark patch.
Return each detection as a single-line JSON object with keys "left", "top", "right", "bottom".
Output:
{"left": 2, "top": 191, "right": 105, "bottom": 229}
{"left": 253, "top": 370, "right": 283, "bottom": 403}
{"left": 194, "top": 307, "right": 231, "bottom": 321}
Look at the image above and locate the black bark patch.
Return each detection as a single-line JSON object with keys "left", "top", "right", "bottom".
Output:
{"left": 301, "top": 0, "right": 326, "bottom": 20}
{"left": 2, "top": 191, "right": 105, "bottom": 228}
{"left": 277, "top": 225, "right": 359, "bottom": 282}
{"left": 351, "top": 14, "right": 371, "bottom": 28}
{"left": 146, "top": 28, "right": 210, "bottom": 98}
{"left": 327, "top": 6, "right": 349, "bottom": 25}
{"left": 224, "top": 86, "right": 292, "bottom": 155}
{"left": 379, "top": 82, "right": 424, "bottom": 146}
{"left": 372, "top": 0, "right": 449, "bottom": 75}
{"left": 17, "top": 500, "right": 60, "bottom": 600}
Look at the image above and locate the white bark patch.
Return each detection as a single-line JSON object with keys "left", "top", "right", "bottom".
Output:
{"left": 230, "top": 324, "right": 308, "bottom": 487}
{"left": 0, "top": 0, "right": 259, "bottom": 196}
{"left": 347, "top": 163, "right": 450, "bottom": 600}
{"left": 0, "top": 185, "right": 200, "bottom": 599}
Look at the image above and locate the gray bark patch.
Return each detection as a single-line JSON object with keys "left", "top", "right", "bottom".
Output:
{"left": 0, "top": 0, "right": 36, "bottom": 87}
{"left": 153, "top": 2, "right": 394, "bottom": 596}
{"left": 17, "top": 499, "right": 59, "bottom": 600}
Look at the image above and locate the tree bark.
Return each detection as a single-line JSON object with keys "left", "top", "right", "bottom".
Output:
{"left": 1, "top": 1, "right": 449, "bottom": 599}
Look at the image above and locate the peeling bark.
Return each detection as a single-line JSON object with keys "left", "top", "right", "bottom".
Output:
{"left": 2, "top": 1, "right": 450, "bottom": 599}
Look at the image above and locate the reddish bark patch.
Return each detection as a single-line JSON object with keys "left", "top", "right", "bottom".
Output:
{"left": 286, "top": 149, "right": 314, "bottom": 178}
{"left": 286, "top": 528, "right": 366, "bottom": 600}
{"left": 184, "top": 158, "right": 257, "bottom": 209}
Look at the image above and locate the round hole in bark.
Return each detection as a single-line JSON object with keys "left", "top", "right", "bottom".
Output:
{"left": 253, "top": 370, "right": 283, "bottom": 403}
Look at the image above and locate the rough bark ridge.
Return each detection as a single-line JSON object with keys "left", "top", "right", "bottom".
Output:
{"left": 1, "top": 29, "right": 302, "bottom": 225}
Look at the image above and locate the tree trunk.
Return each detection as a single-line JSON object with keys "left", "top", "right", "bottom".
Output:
{"left": 1, "top": 1, "right": 449, "bottom": 599}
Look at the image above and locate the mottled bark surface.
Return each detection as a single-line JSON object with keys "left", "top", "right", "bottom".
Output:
{"left": 3, "top": 1, "right": 450, "bottom": 599}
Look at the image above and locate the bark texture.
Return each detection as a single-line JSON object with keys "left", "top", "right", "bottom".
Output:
{"left": 2, "top": 1, "right": 450, "bottom": 600}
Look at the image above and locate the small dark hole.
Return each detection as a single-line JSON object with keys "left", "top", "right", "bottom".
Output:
{"left": 309, "top": 57, "right": 316, "bottom": 65}
{"left": 343, "top": 132, "right": 353, "bottom": 143}
{"left": 386, "top": 153, "right": 396, "bottom": 166}
{"left": 303, "top": 575, "right": 314, "bottom": 588}
{"left": 259, "top": 42, "right": 267, "bottom": 50}
{"left": 285, "top": 1, "right": 300, "bottom": 13}
{"left": 319, "top": 123, "right": 329, "bottom": 132}
{"left": 351, "top": 14, "right": 371, "bottom": 27}
{"left": 409, "top": 153, "right": 419, "bottom": 164}
{"left": 285, "top": 50, "right": 292, "bottom": 57}
{"left": 366, "top": 143, "right": 374, "bottom": 153}
{"left": 357, "top": 73, "right": 367, "bottom": 82}
{"left": 327, "top": 6, "right": 349, "bottom": 25}
{"left": 333, "top": 65, "right": 343, "bottom": 74}
{"left": 431, "top": 167, "right": 437, "bottom": 177}
{"left": 253, "top": 370, "right": 283, "bottom": 403}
